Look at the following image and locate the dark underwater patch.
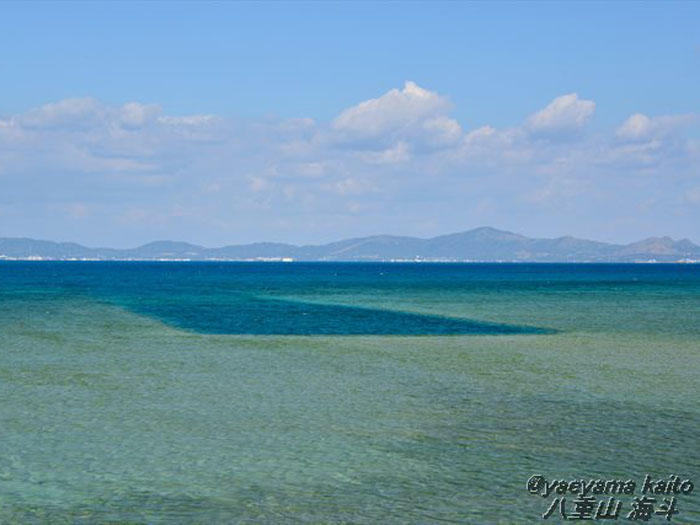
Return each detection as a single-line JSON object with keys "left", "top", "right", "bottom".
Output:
{"left": 0, "top": 261, "right": 561, "bottom": 336}
{"left": 121, "top": 294, "right": 553, "bottom": 336}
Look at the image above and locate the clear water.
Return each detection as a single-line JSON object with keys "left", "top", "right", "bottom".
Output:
{"left": 0, "top": 262, "right": 698, "bottom": 523}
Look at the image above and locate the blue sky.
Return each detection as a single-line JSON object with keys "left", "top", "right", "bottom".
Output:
{"left": 1, "top": 1, "right": 698, "bottom": 246}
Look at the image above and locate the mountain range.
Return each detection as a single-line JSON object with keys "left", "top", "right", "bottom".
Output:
{"left": 1, "top": 227, "right": 698, "bottom": 262}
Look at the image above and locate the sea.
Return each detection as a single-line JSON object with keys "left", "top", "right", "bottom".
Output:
{"left": 0, "top": 262, "right": 698, "bottom": 523}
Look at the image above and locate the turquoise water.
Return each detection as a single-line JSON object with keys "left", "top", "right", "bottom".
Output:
{"left": 0, "top": 262, "right": 698, "bottom": 523}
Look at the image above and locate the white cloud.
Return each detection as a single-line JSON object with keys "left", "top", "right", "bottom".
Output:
{"left": 248, "top": 175, "right": 272, "bottom": 193}
{"left": 464, "top": 125, "right": 496, "bottom": 143}
{"left": 422, "top": 116, "right": 462, "bottom": 146}
{"left": 293, "top": 162, "right": 327, "bottom": 178}
{"left": 18, "top": 98, "right": 105, "bottom": 130}
{"left": 157, "top": 114, "right": 218, "bottom": 127}
{"left": 120, "top": 102, "right": 162, "bottom": 129}
{"left": 616, "top": 112, "right": 695, "bottom": 142}
{"left": 360, "top": 141, "right": 411, "bottom": 165}
{"left": 328, "top": 177, "right": 376, "bottom": 196}
{"left": 616, "top": 113, "right": 652, "bottom": 141}
{"left": 332, "top": 81, "right": 451, "bottom": 139}
{"left": 527, "top": 93, "right": 595, "bottom": 135}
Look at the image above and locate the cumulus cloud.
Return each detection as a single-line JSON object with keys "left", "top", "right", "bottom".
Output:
{"left": 157, "top": 114, "right": 219, "bottom": 127}
{"left": 120, "top": 102, "right": 162, "bottom": 129}
{"left": 616, "top": 112, "right": 695, "bottom": 142}
{"left": 327, "top": 177, "right": 376, "bottom": 196}
{"left": 0, "top": 98, "right": 223, "bottom": 178}
{"left": 422, "top": 116, "right": 462, "bottom": 146}
{"left": 18, "top": 98, "right": 105, "bottom": 130}
{"left": 13, "top": 98, "right": 166, "bottom": 132}
{"left": 360, "top": 141, "right": 411, "bottom": 165}
{"left": 526, "top": 93, "right": 595, "bottom": 135}
{"left": 332, "top": 81, "right": 453, "bottom": 141}
{"left": 616, "top": 113, "right": 652, "bottom": 141}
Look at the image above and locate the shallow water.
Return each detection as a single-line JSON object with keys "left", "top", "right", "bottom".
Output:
{"left": 0, "top": 262, "right": 698, "bottom": 522}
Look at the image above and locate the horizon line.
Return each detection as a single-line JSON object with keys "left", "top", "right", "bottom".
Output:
{"left": 1, "top": 226, "right": 698, "bottom": 251}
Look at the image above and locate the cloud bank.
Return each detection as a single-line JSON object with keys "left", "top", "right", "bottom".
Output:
{"left": 0, "top": 82, "right": 697, "bottom": 245}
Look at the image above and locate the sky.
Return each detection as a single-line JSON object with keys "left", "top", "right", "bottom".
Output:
{"left": 1, "top": 1, "right": 698, "bottom": 247}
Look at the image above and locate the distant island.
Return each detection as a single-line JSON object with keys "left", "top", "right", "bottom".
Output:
{"left": 1, "top": 227, "right": 698, "bottom": 263}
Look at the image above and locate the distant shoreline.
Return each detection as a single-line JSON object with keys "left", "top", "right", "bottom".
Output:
{"left": 2, "top": 227, "right": 698, "bottom": 263}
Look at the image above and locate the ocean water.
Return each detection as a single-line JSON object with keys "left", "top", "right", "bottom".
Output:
{"left": 0, "top": 262, "right": 698, "bottom": 523}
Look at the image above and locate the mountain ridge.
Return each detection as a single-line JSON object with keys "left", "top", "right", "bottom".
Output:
{"left": 1, "top": 228, "right": 698, "bottom": 262}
